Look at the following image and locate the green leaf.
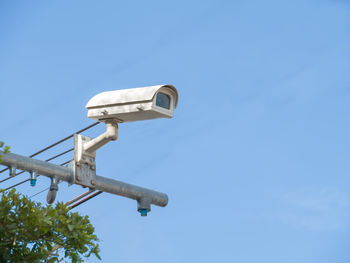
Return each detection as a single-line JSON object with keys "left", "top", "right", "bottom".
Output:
{"left": 4, "top": 145, "right": 10, "bottom": 153}
{"left": 0, "top": 189, "right": 101, "bottom": 262}
{"left": 67, "top": 224, "right": 74, "bottom": 232}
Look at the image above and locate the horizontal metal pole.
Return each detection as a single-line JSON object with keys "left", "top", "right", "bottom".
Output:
{"left": 95, "top": 176, "right": 168, "bottom": 207}
{"left": 0, "top": 151, "right": 74, "bottom": 182}
{"left": 0, "top": 151, "right": 168, "bottom": 207}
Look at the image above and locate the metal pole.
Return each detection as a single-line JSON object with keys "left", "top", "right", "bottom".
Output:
{"left": 95, "top": 175, "right": 168, "bottom": 207}
{"left": 0, "top": 151, "right": 168, "bottom": 209}
{"left": 0, "top": 152, "right": 73, "bottom": 182}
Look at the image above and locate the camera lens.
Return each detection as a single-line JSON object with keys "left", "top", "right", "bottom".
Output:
{"left": 156, "top": 92, "right": 171, "bottom": 109}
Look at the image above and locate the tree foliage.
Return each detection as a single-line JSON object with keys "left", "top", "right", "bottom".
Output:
{"left": 0, "top": 189, "right": 101, "bottom": 262}
{"left": 0, "top": 141, "right": 10, "bottom": 162}
{"left": 0, "top": 141, "right": 101, "bottom": 262}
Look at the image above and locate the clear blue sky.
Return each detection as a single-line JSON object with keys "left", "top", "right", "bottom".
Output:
{"left": 1, "top": 0, "right": 350, "bottom": 262}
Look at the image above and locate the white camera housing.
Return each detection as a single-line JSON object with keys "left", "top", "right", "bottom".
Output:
{"left": 86, "top": 84, "right": 178, "bottom": 123}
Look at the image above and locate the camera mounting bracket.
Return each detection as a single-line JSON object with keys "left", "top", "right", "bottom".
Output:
{"left": 74, "top": 120, "right": 118, "bottom": 188}
{"left": 74, "top": 134, "right": 97, "bottom": 188}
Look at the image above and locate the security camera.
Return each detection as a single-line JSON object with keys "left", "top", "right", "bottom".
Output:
{"left": 86, "top": 84, "right": 178, "bottom": 123}
{"left": 73, "top": 84, "right": 179, "bottom": 189}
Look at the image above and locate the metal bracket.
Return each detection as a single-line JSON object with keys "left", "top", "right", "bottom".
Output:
{"left": 74, "top": 134, "right": 96, "bottom": 188}
{"left": 137, "top": 196, "right": 152, "bottom": 216}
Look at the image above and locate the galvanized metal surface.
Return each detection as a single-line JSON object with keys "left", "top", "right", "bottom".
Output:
{"left": 0, "top": 151, "right": 168, "bottom": 209}
{"left": 95, "top": 175, "right": 168, "bottom": 207}
{"left": 0, "top": 151, "right": 74, "bottom": 183}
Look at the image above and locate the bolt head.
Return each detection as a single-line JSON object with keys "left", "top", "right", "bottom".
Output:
{"left": 140, "top": 209, "right": 148, "bottom": 217}
{"left": 30, "top": 179, "right": 36, "bottom": 187}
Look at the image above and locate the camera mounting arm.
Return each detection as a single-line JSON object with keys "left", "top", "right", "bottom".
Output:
{"left": 84, "top": 120, "right": 118, "bottom": 154}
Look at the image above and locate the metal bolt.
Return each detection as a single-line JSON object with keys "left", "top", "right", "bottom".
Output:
{"left": 30, "top": 171, "right": 37, "bottom": 187}
{"left": 9, "top": 166, "right": 16, "bottom": 177}
{"left": 140, "top": 209, "right": 148, "bottom": 217}
{"left": 90, "top": 179, "right": 96, "bottom": 186}
{"left": 49, "top": 177, "right": 59, "bottom": 191}
{"left": 30, "top": 179, "right": 36, "bottom": 187}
